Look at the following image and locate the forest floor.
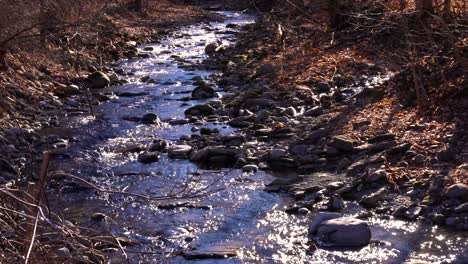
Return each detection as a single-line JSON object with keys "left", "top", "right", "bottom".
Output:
{"left": 0, "top": 1, "right": 217, "bottom": 130}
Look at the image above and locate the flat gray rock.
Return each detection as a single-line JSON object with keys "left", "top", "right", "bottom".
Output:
{"left": 317, "top": 217, "right": 371, "bottom": 246}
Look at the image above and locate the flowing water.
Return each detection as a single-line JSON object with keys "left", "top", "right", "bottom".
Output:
{"left": 44, "top": 11, "right": 467, "bottom": 264}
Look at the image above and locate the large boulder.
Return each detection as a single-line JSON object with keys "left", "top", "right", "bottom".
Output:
{"left": 87, "top": 71, "right": 110, "bottom": 89}
{"left": 309, "top": 212, "right": 342, "bottom": 234}
{"left": 316, "top": 217, "right": 371, "bottom": 246}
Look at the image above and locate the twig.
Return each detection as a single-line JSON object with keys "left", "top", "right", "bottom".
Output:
{"left": 25, "top": 152, "right": 50, "bottom": 264}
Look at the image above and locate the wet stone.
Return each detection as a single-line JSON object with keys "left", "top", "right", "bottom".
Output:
{"left": 200, "top": 127, "right": 219, "bottom": 135}
{"left": 242, "top": 164, "right": 258, "bottom": 172}
{"left": 192, "top": 85, "right": 216, "bottom": 99}
{"left": 183, "top": 243, "right": 240, "bottom": 260}
{"left": 116, "top": 91, "right": 149, "bottom": 97}
{"left": 138, "top": 152, "right": 160, "bottom": 164}
{"left": 141, "top": 113, "right": 159, "bottom": 124}
{"left": 368, "top": 133, "right": 395, "bottom": 144}
{"left": 167, "top": 145, "right": 193, "bottom": 159}
{"left": 309, "top": 212, "right": 342, "bottom": 234}
{"left": 148, "top": 139, "right": 167, "bottom": 152}
{"left": 185, "top": 104, "right": 215, "bottom": 116}
{"left": 316, "top": 217, "right": 372, "bottom": 246}
{"left": 445, "top": 183, "right": 468, "bottom": 200}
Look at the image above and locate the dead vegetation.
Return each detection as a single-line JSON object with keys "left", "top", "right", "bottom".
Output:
{"left": 224, "top": 0, "right": 466, "bottom": 184}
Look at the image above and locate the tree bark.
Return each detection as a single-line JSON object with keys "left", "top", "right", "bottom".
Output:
{"left": 444, "top": 0, "right": 451, "bottom": 19}
{"left": 399, "top": 0, "right": 407, "bottom": 11}
{"left": 135, "top": 0, "right": 144, "bottom": 12}
{"left": 328, "top": 0, "right": 338, "bottom": 29}
{"left": 416, "top": 0, "right": 433, "bottom": 15}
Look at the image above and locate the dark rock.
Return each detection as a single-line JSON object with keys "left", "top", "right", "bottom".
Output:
{"left": 243, "top": 98, "right": 276, "bottom": 111}
{"left": 167, "top": 145, "right": 193, "bottom": 159}
{"left": 116, "top": 92, "right": 150, "bottom": 97}
{"left": 192, "top": 85, "right": 216, "bottom": 99}
{"left": 222, "top": 135, "right": 246, "bottom": 147}
{"left": 359, "top": 188, "right": 387, "bottom": 208}
{"left": 445, "top": 184, "right": 468, "bottom": 200}
{"left": 326, "top": 181, "right": 345, "bottom": 191}
{"left": 0, "top": 159, "right": 16, "bottom": 181}
{"left": 141, "top": 113, "right": 159, "bottom": 124}
{"left": 205, "top": 42, "right": 221, "bottom": 55}
{"left": 242, "top": 164, "right": 258, "bottom": 172}
{"left": 368, "top": 134, "right": 395, "bottom": 144}
{"left": 138, "top": 152, "right": 160, "bottom": 163}
{"left": 315, "top": 81, "right": 331, "bottom": 93}
{"left": 185, "top": 104, "right": 215, "bottom": 116}
{"left": 365, "top": 169, "right": 387, "bottom": 183}
{"left": 308, "top": 128, "right": 328, "bottom": 143}
{"left": 329, "top": 136, "right": 354, "bottom": 152}
{"left": 200, "top": 127, "right": 219, "bottom": 135}
{"left": 148, "top": 139, "right": 167, "bottom": 152}
{"left": 368, "top": 140, "right": 398, "bottom": 154}
{"left": 87, "top": 71, "right": 110, "bottom": 89}
{"left": 303, "top": 106, "right": 323, "bottom": 117}
{"left": 91, "top": 213, "right": 106, "bottom": 221}
{"left": 122, "top": 116, "right": 142, "bottom": 122}
{"left": 383, "top": 143, "right": 411, "bottom": 156}
{"left": 189, "top": 146, "right": 239, "bottom": 168}
{"left": 353, "top": 120, "right": 371, "bottom": 130}
{"left": 282, "top": 106, "right": 297, "bottom": 117}
{"left": 454, "top": 203, "right": 468, "bottom": 213}
{"left": 268, "top": 158, "right": 297, "bottom": 171}
{"left": 140, "top": 76, "right": 151, "bottom": 82}
{"left": 336, "top": 158, "right": 352, "bottom": 171}
{"left": 54, "top": 83, "right": 81, "bottom": 98}
{"left": 329, "top": 195, "right": 345, "bottom": 211}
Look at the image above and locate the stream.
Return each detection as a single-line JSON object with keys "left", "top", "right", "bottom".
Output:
{"left": 43, "top": 11, "right": 467, "bottom": 264}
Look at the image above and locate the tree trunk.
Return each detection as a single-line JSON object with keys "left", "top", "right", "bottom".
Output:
{"left": 0, "top": 49, "right": 8, "bottom": 71}
{"left": 328, "top": 0, "right": 338, "bottom": 29}
{"left": 328, "top": 0, "right": 345, "bottom": 29}
{"left": 135, "top": 0, "right": 144, "bottom": 12}
{"left": 399, "top": 0, "right": 407, "bottom": 11}
{"left": 416, "top": 0, "right": 433, "bottom": 15}
{"left": 444, "top": 0, "right": 451, "bottom": 19}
